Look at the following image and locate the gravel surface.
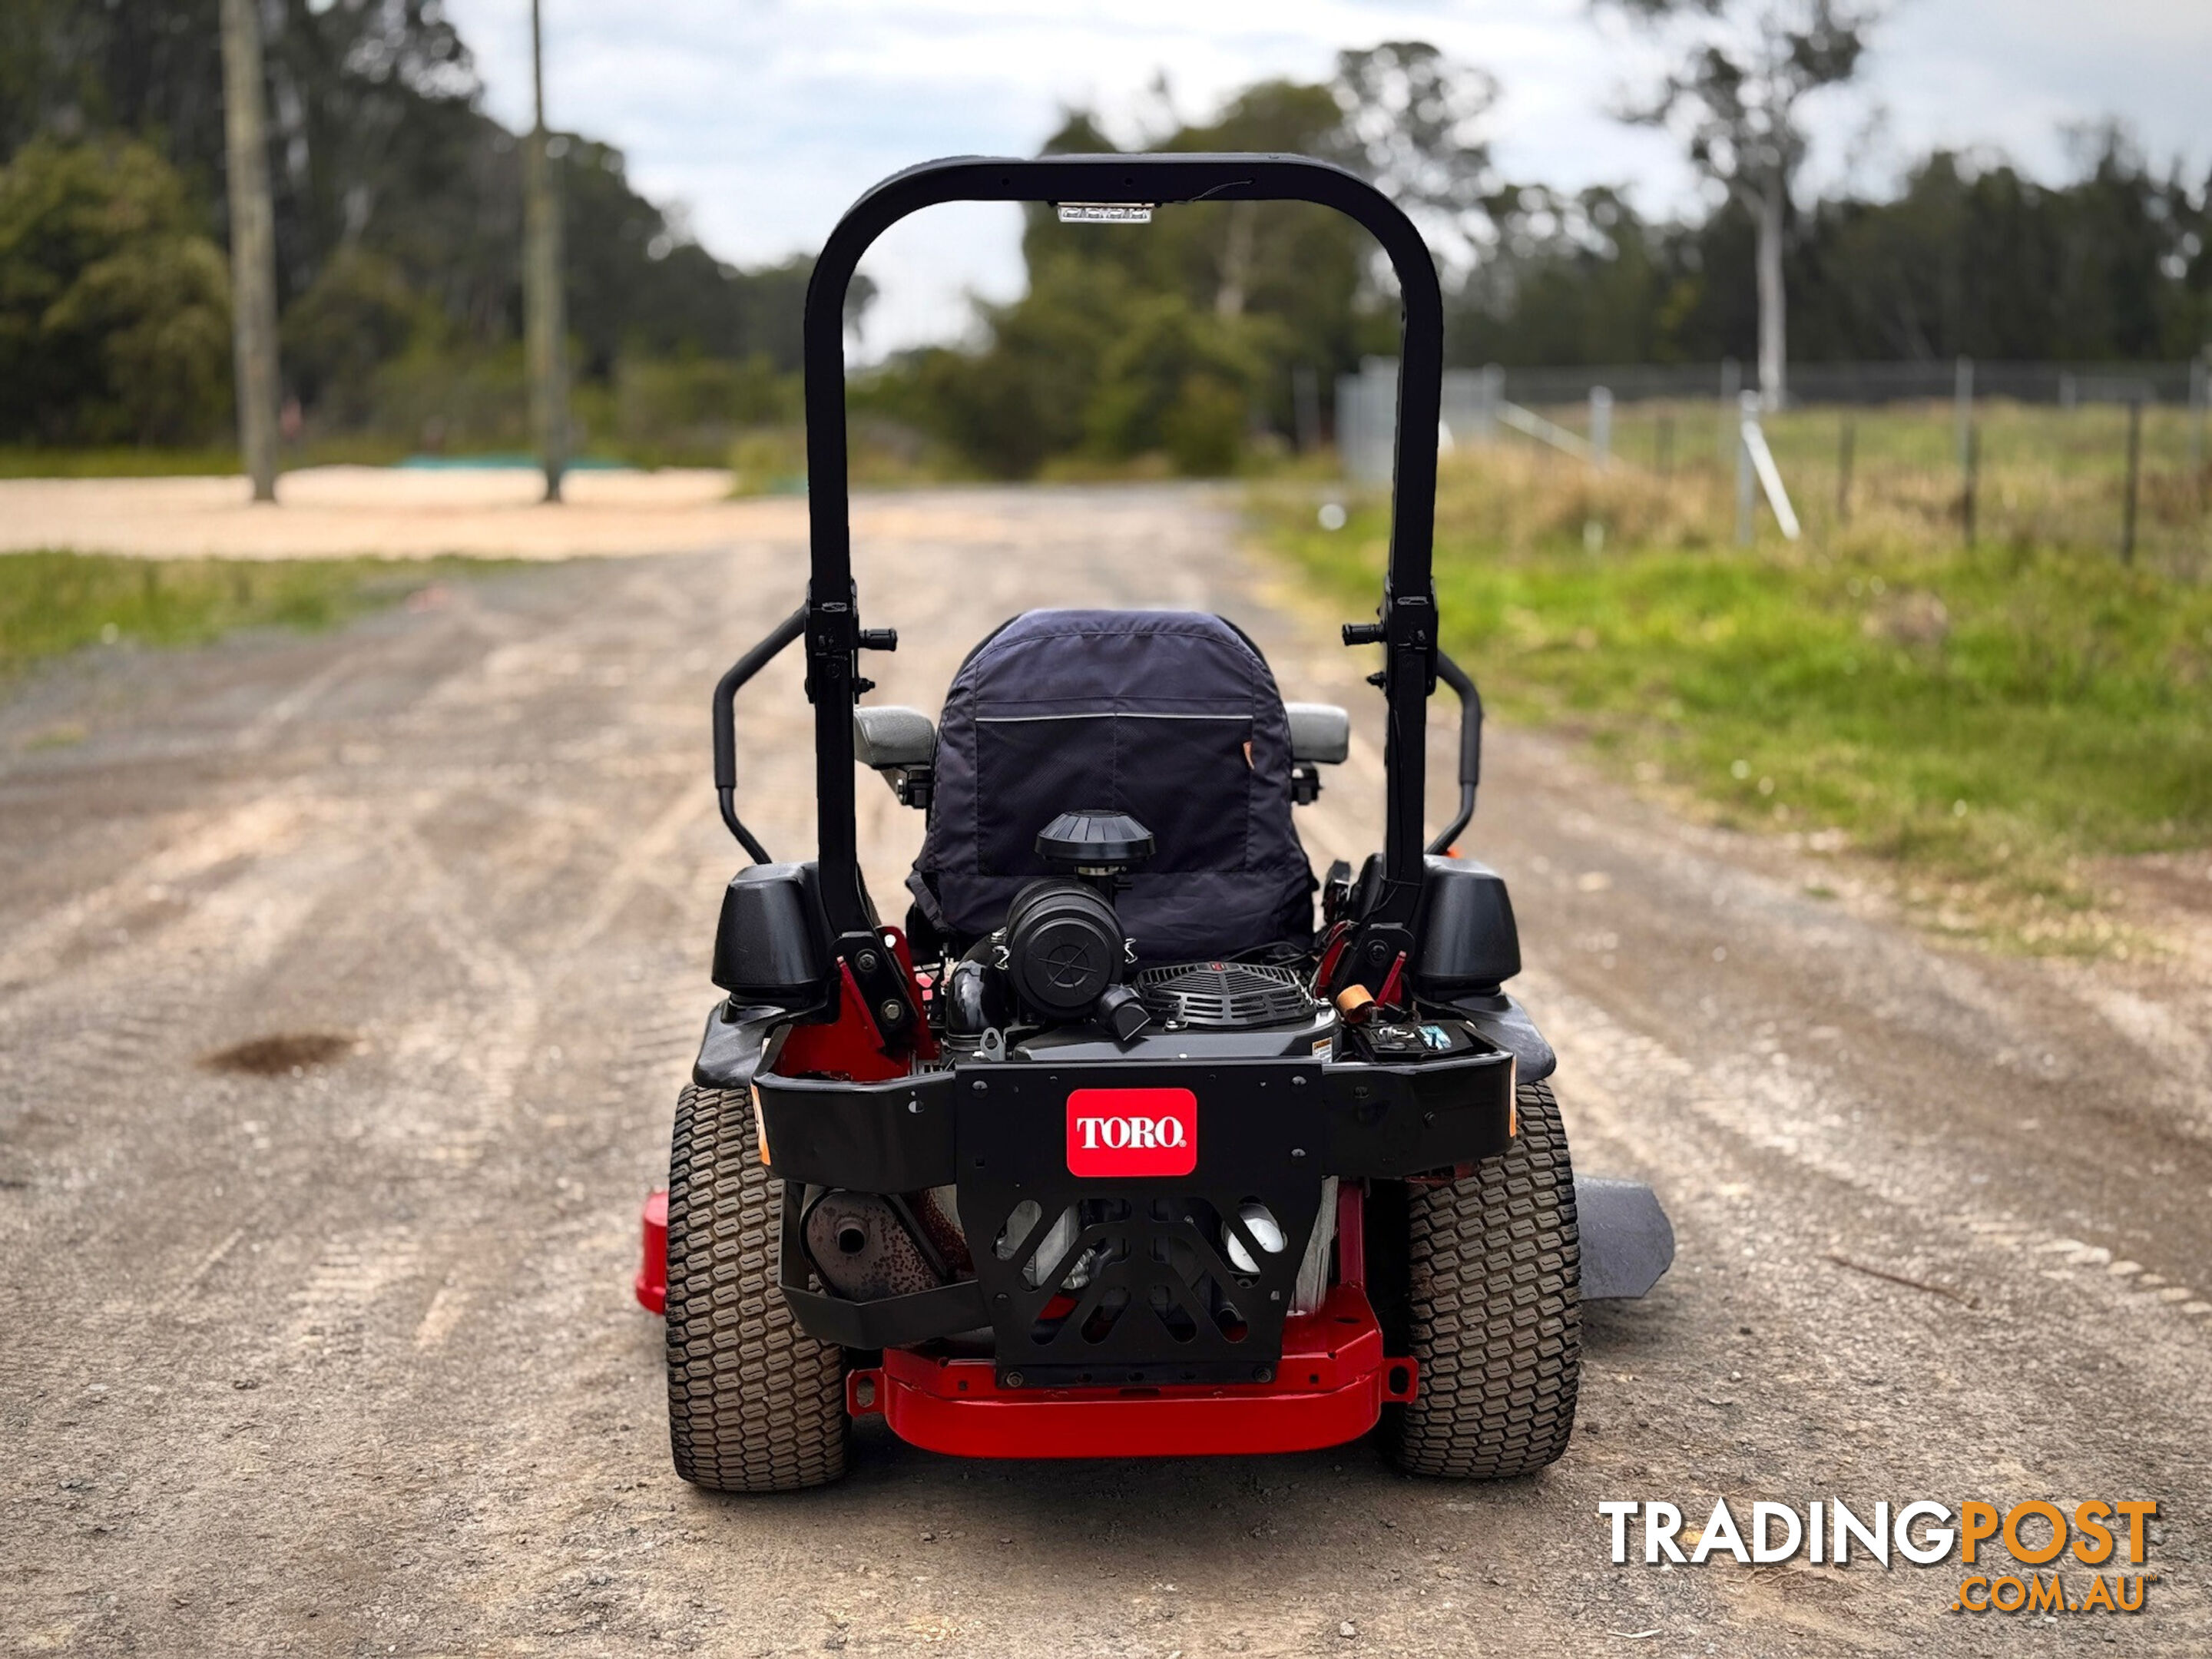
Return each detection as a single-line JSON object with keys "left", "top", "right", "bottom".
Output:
{"left": 2, "top": 484, "right": 2207, "bottom": 1656}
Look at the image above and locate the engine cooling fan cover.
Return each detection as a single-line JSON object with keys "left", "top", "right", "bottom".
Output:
{"left": 1135, "top": 960, "right": 1314, "bottom": 1029}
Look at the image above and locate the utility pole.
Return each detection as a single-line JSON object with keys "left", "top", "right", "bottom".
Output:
{"left": 525, "top": 0, "right": 569, "bottom": 502}
{"left": 218, "top": 0, "right": 280, "bottom": 503}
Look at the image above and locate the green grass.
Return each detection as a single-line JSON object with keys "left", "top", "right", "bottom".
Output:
{"left": 0, "top": 551, "right": 512, "bottom": 680}
{"left": 0, "top": 445, "right": 248, "bottom": 479}
{"left": 1263, "top": 445, "right": 2212, "bottom": 949}
{"left": 1518, "top": 399, "right": 2212, "bottom": 574}
{"left": 0, "top": 439, "right": 429, "bottom": 478}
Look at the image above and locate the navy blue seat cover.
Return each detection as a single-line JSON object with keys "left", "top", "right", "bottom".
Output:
{"left": 906, "top": 609, "right": 1314, "bottom": 962}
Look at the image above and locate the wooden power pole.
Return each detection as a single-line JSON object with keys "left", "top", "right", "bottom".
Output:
{"left": 524, "top": 0, "right": 568, "bottom": 502}
{"left": 218, "top": 0, "right": 281, "bottom": 503}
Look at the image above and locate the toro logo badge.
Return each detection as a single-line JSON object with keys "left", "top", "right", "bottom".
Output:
{"left": 1066, "top": 1088, "right": 1198, "bottom": 1177}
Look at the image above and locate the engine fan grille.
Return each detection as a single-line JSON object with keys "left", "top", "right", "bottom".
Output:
{"left": 1135, "top": 961, "right": 1313, "bottom": 1029}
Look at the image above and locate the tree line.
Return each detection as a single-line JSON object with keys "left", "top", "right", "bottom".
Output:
{"left": 865, "top": 94, "right": 2208, "bottom": 476}
{"left": 1459, "top": 135, "right": 2210, "bottom": 371}
{"left": 0, "top": 3, "right": 2204, "bottom": 470}
{"left": 0, "top": 0, "right": 830, "bottom": 449}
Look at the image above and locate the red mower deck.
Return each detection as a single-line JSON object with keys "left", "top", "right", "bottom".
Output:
{"left": 849, "top": 1283, "right": 1417, "bottom": 1460}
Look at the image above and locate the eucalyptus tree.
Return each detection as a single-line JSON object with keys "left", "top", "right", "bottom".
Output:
{"left": 1598, "top": 0, "right": 1877, "bottom": 406}
{"left": 1330, "top": 41, "right": 1500, "bottom": 274}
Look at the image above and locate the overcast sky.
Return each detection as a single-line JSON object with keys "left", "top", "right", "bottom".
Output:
{"left": 439, "top": 0, "right": 2212, "bottom": 356}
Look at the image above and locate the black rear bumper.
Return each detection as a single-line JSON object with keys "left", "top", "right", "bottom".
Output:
{"left": 752, "top": 1043, "right": 1515, "bottom": 1368}
{"left": 753, "top": 1050, "right": 1514, "bottom": 1191}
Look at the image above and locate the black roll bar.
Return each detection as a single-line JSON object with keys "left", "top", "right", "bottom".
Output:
{"left": 712, "top": 603, "right": 807, "bottom": 863}
{"left": 1426, "top": 649, "right": 1484, "bottom": 857}
{"left": 800, "top": 154, "right": 1446, "bottom": 967}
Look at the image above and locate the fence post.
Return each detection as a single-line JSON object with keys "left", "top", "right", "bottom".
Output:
{"left": 1738, "top": 393, "right": 1803, "bottom": 541}
{"left": 1836, "top": 415, "right": 1854, "bottom": 525}
{"left": 1962, "top": 422, "right": 1979, "bottom": 548}
{"left": 1953, "top": 356, "right": 1974, "bottom": 475}
{"left": 1736, "top": 392, "right": 1757, "bottom": 546}
{"left": 1719, "top": 357, "right": 1741, "bottom": 467}
{"left": 2121, "top": 397, "right": 2143, "bottom": 565}
{"left": 2191, "top": 350, "right": 2207, "bottom": 508}
{"left": 1291, "top": 364, "right": 1321, "bottom": 453}
{"left": 1338, "top": 360, "right": 1395, "bottom": 485}
{"left": 1334, "top": 370, "right": 1360, "bottom": 481}
{"left": 1590, "top": 386, "right": 1613, "bottom": 472}
{"left": 1477, "top": 364, "right": 1502, "bottom": 443}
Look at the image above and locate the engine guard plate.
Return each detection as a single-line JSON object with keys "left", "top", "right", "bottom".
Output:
{"left": 959, "top": 1059, "right": 1327, "bottom": 1386}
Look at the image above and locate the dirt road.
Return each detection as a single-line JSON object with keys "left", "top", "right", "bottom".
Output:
{"left": 3, "top": 484, "right": 2207, "bottom": 1657}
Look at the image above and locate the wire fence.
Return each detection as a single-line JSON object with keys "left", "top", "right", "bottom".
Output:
{"left": 1338, "top": 355, "right": 2212, "bottom": 574}
{"left": 1445, "top": 357, "right": 2209, "bottom": 410}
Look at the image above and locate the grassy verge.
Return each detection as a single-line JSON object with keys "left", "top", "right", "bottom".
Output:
{"left": 1261, "top": 448, "right": 2212, "bottom": 951}
{"left": 0, "top": 439, "right": 428, "bottom": 478}
{"left": 0, "top": 551, "right": 512, "bottom": 682}
{"left": 1555, "top": 399, "right": 2210, "bottom": 575}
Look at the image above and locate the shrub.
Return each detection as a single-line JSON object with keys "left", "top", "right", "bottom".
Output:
{"left": 0, "top": 138, "right": 233, "bottom": 445}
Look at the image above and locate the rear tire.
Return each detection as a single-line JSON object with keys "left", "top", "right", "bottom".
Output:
{"left": 664, "top": 1082, "right": 849, "bottom": 1492}
{"left": 1386, "top": 1079, "right": 1581, "bottom": 1479}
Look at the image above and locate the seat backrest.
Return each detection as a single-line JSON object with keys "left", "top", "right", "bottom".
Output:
{"left": 906, "top": 609, "right": 1313, "bottom": 962}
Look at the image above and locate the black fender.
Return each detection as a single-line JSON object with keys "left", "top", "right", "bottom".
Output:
{"left": 692, "top": 1000, "right": 785, "bottom": 1091}
{"left": 1445, "top": 992, "right": 1556, "bottom": 1084}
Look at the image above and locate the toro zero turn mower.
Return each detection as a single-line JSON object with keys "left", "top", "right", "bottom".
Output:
{"left": 634, "top": 154, "right": 1673, "bottom": 1492}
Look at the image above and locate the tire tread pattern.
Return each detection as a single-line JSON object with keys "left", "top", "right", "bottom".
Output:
{"left": 664, "top": 1083, "right": 848, "bottom": 1492}
{"left": 1390, "top": 1079, "right": 1582, "bottom": 1479}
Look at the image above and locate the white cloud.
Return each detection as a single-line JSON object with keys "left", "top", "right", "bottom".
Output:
{"left": 442, "top": 0, "right": 2212, "bottom": 353}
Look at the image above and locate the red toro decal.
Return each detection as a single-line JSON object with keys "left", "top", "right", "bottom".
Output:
{"left": 1065, "top": 1087, "right": 1198, "bottom": 1177}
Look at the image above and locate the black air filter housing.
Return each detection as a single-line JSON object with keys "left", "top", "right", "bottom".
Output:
{"left": 1004, "top": 879, "right": 1125, "bottom": 1022}
{"left": 1136, "top": 961, "right": 1313, "bottom": 1029}
{"left": 1035, "top": 810, "right": 1155, "bottom": 877}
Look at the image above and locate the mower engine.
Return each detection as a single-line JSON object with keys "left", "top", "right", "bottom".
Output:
{"left": 938, "top": 809, "right": 1152, "bottom": 1054}
{"left": 880, "top": 810, "right": 1345, "bottom": 1317}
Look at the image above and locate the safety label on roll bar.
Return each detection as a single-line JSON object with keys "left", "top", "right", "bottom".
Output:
{"left": 1055, "top": 202, "right": 1154, "bottom": 224}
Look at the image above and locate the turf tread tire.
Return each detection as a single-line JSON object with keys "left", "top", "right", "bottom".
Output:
{"left": 664, "top": 1082, "right": 848, "bottom": 1492}
{"left": 1389, "top": 1079, "right": 1581, "bottom": 1479}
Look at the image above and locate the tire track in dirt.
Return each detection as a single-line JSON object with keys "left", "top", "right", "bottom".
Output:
{"left": 2, "top": 488, "right": 2207, "bottom": 1656}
